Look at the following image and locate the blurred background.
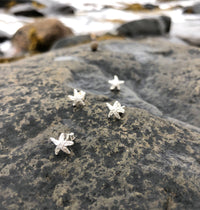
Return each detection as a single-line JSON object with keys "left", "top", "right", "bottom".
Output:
{"left": 0, "top": 0, "right": 199, "bottom": 61}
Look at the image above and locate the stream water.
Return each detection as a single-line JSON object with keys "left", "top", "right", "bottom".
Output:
{"left": 0, "top": 0, "right": 200, "bottom": 56}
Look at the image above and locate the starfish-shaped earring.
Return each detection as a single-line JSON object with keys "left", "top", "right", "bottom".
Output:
{"left": 68, "top": 89, "right": 86, "bottom": 106}
{"left": 106, "top": 101, "right": 125, "bottom": 119}
{"left": 66, "top": 132, "right": 75, "bottom": 141}
{"left": 108, "top": 75, "right": 124, "bottom": 90}
{"left": 50, "top": 133, "right": 75, "bottom": 155}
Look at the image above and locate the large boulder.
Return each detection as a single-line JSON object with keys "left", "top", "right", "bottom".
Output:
{"left": 117, "top": 16, "right": 171, "bottom": 37}
{"left": 0, "top": 38, "right": 200, "bottom": 209}
{"left": 12, "top": 18, "right": 73, "bottom": 53}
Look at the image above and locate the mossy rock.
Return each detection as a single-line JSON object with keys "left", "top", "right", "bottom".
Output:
{"left": 12, "top": 18, "right": 73, "bottom": 53}
{"left": 124, "top": 3, "right": 159, "bottom": 12}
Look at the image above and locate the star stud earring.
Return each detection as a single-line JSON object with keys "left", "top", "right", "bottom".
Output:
{"left": 68, "top": 89, "right": 86, "bottom": 106}
{"left": 106, "top": 101, "right": 125, "bottom": 119}
{"left": 108, "top": 75, "right": 124, "bottom": 90}
{"left": 50, "top": 133, "right": 75, "bottom": 155}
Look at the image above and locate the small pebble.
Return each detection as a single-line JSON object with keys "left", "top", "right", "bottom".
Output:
{"left": 90, "top": 42, "right": 98, "bottom": 52}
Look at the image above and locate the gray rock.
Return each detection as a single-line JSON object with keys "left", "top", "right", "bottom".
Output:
{"left": 179, "top": 36, "right": 200, "bottom": 48}
{"left": 51, "top": 34, "right": 92, "bottom": 50}
{"left": 143, "top": 3, "right": 159, "bottom": 10}
{"left": 0, "top": 38, "right": 200, "bottom": 209}
{"left": 41, "top": 2, "right": 76, "bottom": 16}
{"left": 183, "top": 3, "right": 200, "bottom": 14}
{"left": 0, "top": 30, "right": 10, "bottom": 43}
{"left": 117, "top": 15, "right": 171, "bottom": 37}
{"left": 160, "top": 15, "right": 171, "bottom": 33}
{"left": 9, "top": 3, "right": 44, "bottom": 17}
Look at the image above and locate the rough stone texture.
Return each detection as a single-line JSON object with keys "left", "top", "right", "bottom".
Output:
{"left": 12, "top": 18, "right": 73, "bottom": 53}
{"left": 117, "top": 16, "right": 171, "bottom": 37}
{"left": 0, "top": 38, "right": 200, "bottom": 209}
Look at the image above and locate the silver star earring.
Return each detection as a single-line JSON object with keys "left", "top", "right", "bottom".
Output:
{"left": 68, "top": 89, "right": 86, "bottom": 106}
{"left": 106, "top": 101, "right": 125, "bottom": 119}
{"left": 50, "top": 133, "right": 75, "bottom": 155}
{"left": 108, "top": 75, "right": 124, "bottom": 90}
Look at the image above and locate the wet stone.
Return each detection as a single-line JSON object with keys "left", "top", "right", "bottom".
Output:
{"left": 0, "top": 38, "right": 200, "bottom": 209}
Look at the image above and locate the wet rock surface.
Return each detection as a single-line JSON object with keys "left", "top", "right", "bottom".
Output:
{"left": 0, "top": 38, "right": 200, "bottom": 209}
